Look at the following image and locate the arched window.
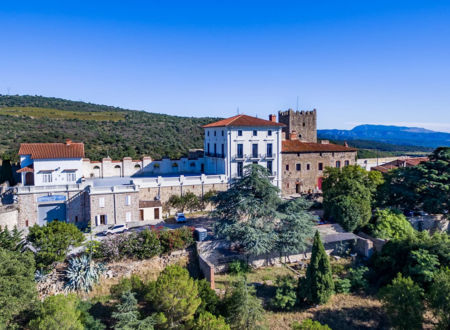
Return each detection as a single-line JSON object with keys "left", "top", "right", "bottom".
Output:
{"left": 134, "top": 164, "right": 141, "bottom": 169}
{"left": 114, "top": 165, "right": 122, "bottom": 177}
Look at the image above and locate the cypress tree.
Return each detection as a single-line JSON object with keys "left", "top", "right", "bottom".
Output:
{"left": 299, "top": 231, "right": 334, "bottom": 305}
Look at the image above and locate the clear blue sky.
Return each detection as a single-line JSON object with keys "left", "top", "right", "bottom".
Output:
{"left": 1, "top": 1, "right": 450, "bottom": 131}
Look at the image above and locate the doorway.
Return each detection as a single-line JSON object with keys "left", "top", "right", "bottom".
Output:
{"left": 139, "top": 209, "right": 144, "bottom": 221}
{"left": 154, "top": 208, "right": 160, "bottom": 220}
{"left": 295, "top": 183, "right": 301, "bottom": 194}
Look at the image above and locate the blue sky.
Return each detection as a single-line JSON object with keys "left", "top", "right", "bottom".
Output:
{"left": 1, "top": 1, "right": 450, "bottom": 131}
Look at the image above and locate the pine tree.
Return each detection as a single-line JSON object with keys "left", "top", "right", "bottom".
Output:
{"left": 112, "top": 291, "right": 140, "bottom": 329}
{"left": 225, "top": 277, "right": 265, "bottom": 330}
{"left": 299, "top": 231, "right": 334, "bottom": 305}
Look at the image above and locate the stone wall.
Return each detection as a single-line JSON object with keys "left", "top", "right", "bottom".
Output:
{"left": 0, "top": 205, "right": 19, "bottom": 229}
{"left": 278, "top": 109, "right": 317, "bottom": 142}
{"left": 281, "top": 151, "right": 357, "bottom": 194}
{"left": 197, "top": 243, "right": 216, "bottom": 289}
{"left": 89, "top": 191, "right": 140, "bottom": 226}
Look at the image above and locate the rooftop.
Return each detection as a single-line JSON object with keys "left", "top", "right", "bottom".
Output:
{"left": 18, "top": 140, "right": 85, "bottom": 159}
{"left": 202, "top": 114, "right": 285, "bottom": 128}
{"left": 282, "top": 140, "right": 357, "bottom": 153}
{"left": 372, "top": 157, "right": 429, "bottom": 173}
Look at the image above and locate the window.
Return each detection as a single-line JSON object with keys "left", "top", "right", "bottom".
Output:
{"left": 221, "top": 144, "right": 224, "bottom": 156}
{"left": 238, "top": 130, "right": 243, "bottom": 136}
{"left": 75, "top": 216, "right": 78, "bottom": 223}
{"left": 207, "top": 143, "right": 210, "bottom": 154}
{"left": 252, "top": 161, "right": 258, "bottom": 165}
{"left": 285, "top": 164, "right": 289, "bottom": 171}
{"left": 222, "top": 130, "right": 224, "bottom": 136}
{"left": 214, "top": 131, "right": 216, "bottom": 136}
{"left": 268, "top": 130, "right": 272, "bottom": 136}
{"left": 99, "top": 197, "right": 105, "bottom": 208}
{"left": 126, "top": 212, "right": 131, "bottom": 222}
{"left": 237, "top": 144, "right": 243, "bottom": 158}
{"left": 344, "top": 160, "right": 350, "bottom": 166}
{"left": 253, "top": 130, "right": 257, "bottom": 136}
{"left": 318, "top": 163, "right": 323, "bottom": 171}
{"left": 267, "top": 160, "right": 273, "bottom": 175}
{"left": 66, "top": 172, "right": 76, "bottom": 182}
{"left": 214, "top": 143, "right": 217, "bottom": 155}
{"left": 296, "top": 163, "right": 301, "bottom": 171}
{"left": 134, "top": 164, "right": 141, "bottom": 169}
{"left": 252, "top": 144, "right": 258, "bottom": 158}
{"left": 307, "top": 164, "right": 311, "bottom": 170}
{"left": 207, "top": 131, "right": 210, "bottom": 136}
{"left": 42, "top": 173, "right": 52, "bottom": 183}
{"left": 237, "top": 162, "right": 243, "bottom": 177}
{"left": 336, "top": 161, "right": 341, "bottom": 168}
{"left": 99, "top": 215, "right": 107, "bottom": 225}
{"left": 266, "top": 143, "right": 273, "bottom": 157}
{"left": 190, "top": 162, "right": 196, "bottom": 167}
{"left": 125, "top": 195, "right": 131, "bottom": 206}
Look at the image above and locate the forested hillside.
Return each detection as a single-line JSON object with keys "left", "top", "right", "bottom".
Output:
{"left": 0, "top": 95, "right": 218, "bottom": 161}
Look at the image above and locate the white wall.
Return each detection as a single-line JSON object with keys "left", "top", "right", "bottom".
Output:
{"left": 33, "top": 158, "right": 83, "bottom": 186}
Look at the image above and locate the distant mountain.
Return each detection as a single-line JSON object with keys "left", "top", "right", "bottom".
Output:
{"left": 318, "top": 124, "right": 450, "bottom": 148}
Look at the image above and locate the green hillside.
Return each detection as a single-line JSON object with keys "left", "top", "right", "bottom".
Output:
{"left": 0, "top": 95, "right": 218, "bottom": 161}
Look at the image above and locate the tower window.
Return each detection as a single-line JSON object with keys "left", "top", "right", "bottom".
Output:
{"left": 296, "top": 163, "right": 301, "bottom": 171}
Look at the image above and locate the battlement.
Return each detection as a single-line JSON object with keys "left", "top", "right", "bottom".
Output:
{"left": 278, "top": 108, "right": 317, "bottom": 142}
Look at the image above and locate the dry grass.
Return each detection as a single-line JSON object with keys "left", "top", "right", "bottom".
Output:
{"left": 266, "top": 294, "right": 389, "bottom": 330}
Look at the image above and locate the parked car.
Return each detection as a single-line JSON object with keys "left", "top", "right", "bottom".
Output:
{"left": 176, "top": 212, "right": 186, "bottom": 223}
{"left": 101, "top": 224, "right": 128, "bottom": 236}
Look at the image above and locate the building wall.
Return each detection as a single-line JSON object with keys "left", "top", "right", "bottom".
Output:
{"left": 31, "top": 158, "right": 83, "bottom": 186}
{"left": 278, "top": 109, "right": 317, "bottom": 142}
{"left": 281, "top": 151, "right": 357, "bottom": 195}
{"left": 0, "top": 205, "right": 19, "bottom": 230}
{"left": 89, "top": 191, "right": 140, "bottom": 226}
{"left": 140, "top": 206, "right": 163, "bottom": 221}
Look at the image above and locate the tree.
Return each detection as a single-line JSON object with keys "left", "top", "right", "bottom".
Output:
{"left": 27, "top": 221, "right": 84, "bottom": 268}
{"left": 271, "top": 275, "right": 297, "bottom": 311}
{"left": 299, "top": 231, "right": 334, "bottom": 305}
{"left": 194, "top": 312, "right": 230, "bottom": 330}
{"left": 196, "top": 279, "right": 220, "bottom": 316}
{"left": 380, "top": 147, "right": 450, "bottom": 216}
{"left": 0, "top": 248, "right": 37, "bottom": 327}
{"left": 201, "top": 190, "right": 217, "bottom": 211}
{"left": 0, "top": 226, "right": 23, "bottom": 251}
{"left": 291, "top": 319, "right": 331, "bottom": 330}
{"left": 322, "top": 165, "right": 381, "bottom": 231}
{"left": 407, "top": 248, "right": 440, "bottom": 284}
{"left": 148, "top": 265, "right": 201, "bottom": 328}
{"left": 213, "top": 164, "right": 314, "bottom": 257}
{"left": 29, "top": 294, "right": 84, "bottom": 330}
{"left": 183, "top": 191, "right": 201, "bottom": 213}
{"left": 427, "top": 267, "right": 450, "bottom": 330}
{"left": 224, "top": 277, "right": 265, "bottom": 330}
{"left": 0, "top": 159, "right": 16, "bottom": 186}
{"left": 77, "top": 300, "right": 106, "bottom": 330}
{"left": 370, "top": 208, "right": 415, "bottom": 240}
{"left": 379, "top": 274, "right": 424, "bottom": 330}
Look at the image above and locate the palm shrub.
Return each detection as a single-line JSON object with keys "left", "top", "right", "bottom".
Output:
{"left": 65, "top": 255, "right": 105, "bottom": 292}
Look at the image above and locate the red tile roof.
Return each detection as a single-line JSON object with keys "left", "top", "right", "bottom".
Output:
{"left": 16, "top": 166, "right": 34, "bottom": 173}
{"left": 282, "top": 140, "right": 357, "bottom": 153}
{"left": 202, "top": 114, "right": 285, "bottom": 128}
{"left": 19, "top": 142, "right": 85, "bottom": 159}
{"left": 372, "top": 157, "right": 429, "bottom": 173}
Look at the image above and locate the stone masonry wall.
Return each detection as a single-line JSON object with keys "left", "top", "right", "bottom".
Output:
{"left": 89, "top": 191, "right": 140, "bottom": 226}
{"left": 278, "top": 109, "right": 317, "bottom": 142}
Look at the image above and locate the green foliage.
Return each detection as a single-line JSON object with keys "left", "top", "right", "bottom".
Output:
{"left": 299, "top": 231, "right": 334, "bottom": 305}
{"left": 168, "top": 192, "right": 201, "bottom": 212}
{"left": 322, "top": 165, "right": 382, "bottom": 231}
{"left": 213, "top": 164, "right": 314, "bottom": 257}
{"left": 369, "top": 232, "right": 449, "bottom": 289}
{"left": 85, "top": 240, "right": 102, "bottom": 258}
{"left": 194, "top": 312, "right": 230, "bottom": 330}
{"left": 407, "top": 248, "right": 440, "bottom": 284}
{"left": 196, "top": 279, "right": 220, "bottom": 316}
{"left": 77, "top": 300, "right": 106, "bottom": 330}
{"left": 0, "top": 95, "right": 218, "bottom": 160}
{"left": 291, "top": 319, "right": 331, "bottom": 330}
{"left": 110, "top": 274, "right": 146, "bottom": 300}
{"left": 65, "top": 255, "right": 105, "bottom": 292}
{"left": 370, "top": 208, "right": 415, "bottom": 240}
{"left": 0, "top": 226, "right": 23, "bottom": 251}
{"left": 224, "top": 277, "right": 265, "bottom": 330}
{"left": 271, "top": 275, "right": 297, "bottom": 310}
{"left": 125, "top": 229, "right": 162, "bottom": 260}
{"left": 29, "top": 294, "right": 84, "bottom": 330}
{"left": 348, "top": 266, "right": 369, "bottom": 292}
{"left": 27, "top": 221, "right": 84, "bottom": 268}
{"left": 228, "top": 260, "right": 251, "bottom": 275}
{"left": 379, "top": 147, "right": 450, "bottom": 216}
{"left": 147, "top": 265, "right": 201, "bottom": 328}
{"left": 333, "top": 278, "right": 351, "bottom": 294}
{"left": 379, "top": 274, "right": 424, "bottom": 330}
{"left": 159, "top": 227, "right": 194, "bottom": 253}
{"left": 0, "top": 248, "right": 37, "bottom": 327}
{"left": 427, "top": 267, "right": 450, "bottom": 330}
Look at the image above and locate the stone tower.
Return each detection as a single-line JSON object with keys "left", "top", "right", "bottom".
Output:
{"left": 278, "top": 108, "right": 317, "bottom": 142}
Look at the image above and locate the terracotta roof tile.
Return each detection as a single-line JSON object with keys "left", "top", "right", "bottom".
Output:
{"left": 372, "top": 157, "right": 429, "bottom": 173}
{"left": 282, "top": 140, "right": 357, "bottom": 153}
{"left": 19, "top": 142, "right": 85, "bottom": 159}
{"left": 203, "top": 114, "right": 285, "bottom": 128}
{"left": 16, "top": 166, "right": 34, "bottom": 173}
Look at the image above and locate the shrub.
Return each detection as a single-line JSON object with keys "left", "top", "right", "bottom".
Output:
{"left": 292, "top": 319, "right": 331, "bottom": 330}
{"left": 334, "top": 278, "right": 351, "bottom": 294}
{"left": 126, "top": 229, "right": 162, "bottom": 260}
{"left": 27, "top": 221, "right": 84, "bottom": 268}
{"left": 407, "top": 248, "right": 440, "bottom": 284}
{"left": 159, "top": 227, "right": 194, "bottom": 253}
{"left": 0, "top": 226, "right": 23, "bottom": 251}
{"left": 110, "top": 274, "right": 145, "bottom": 300}
{"left": 196, "top": 279, "right": 220, "bottom": 316}
{"left": 84, "top": 240, "right": 102, "bottom": 258}
{"left": 348, "top": 266, "right": 369, "bottom": 292}
{"left": 379, "top": 274, "right": 424, "bottom": 330}
{"left": 271, "top": 275, "right": 297, "bottom": 310}
{"left": 228, "top": 260, "right": 250, "bottom": 275}
{"left": 370, "top": 208, "right": 415, "bottom": 240}
{"left": 195, "top": 311, "right": 230, "bottom": 330}
{"left": 65, "top": 255, "right": 105, "bottom": 293}
{"left": 97, "top": 234, "right": 129, "bottom": 262}
{"left": 427, "top": 267, "right": 450, "bottom": 330}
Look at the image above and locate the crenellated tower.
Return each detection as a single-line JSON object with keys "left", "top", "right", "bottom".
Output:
{"left": 278, "top": 108, "right": 317, "bottom": 142}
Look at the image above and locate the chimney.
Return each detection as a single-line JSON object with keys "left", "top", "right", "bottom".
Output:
{"left": 289, "top": 131, "right": 298, "bottom": 140}
{"left": 344, "top": 141, "right": 349, "bottom": 147}
{"left": 65, "top": 139, "right": 72, "bottom": 146}
{"left": 269, "top": 114, "right": 277, "bottom": 122}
